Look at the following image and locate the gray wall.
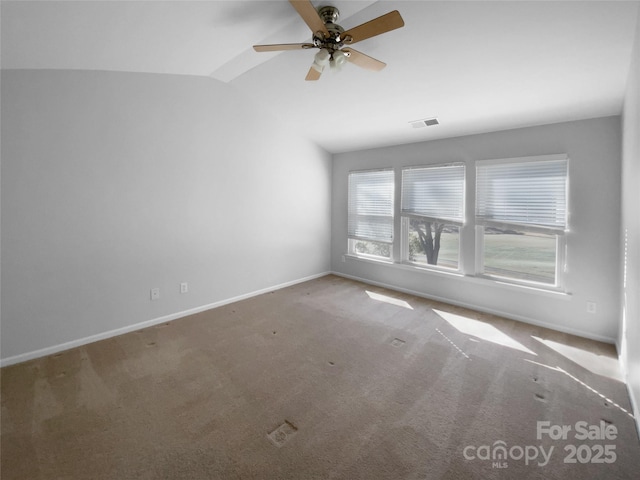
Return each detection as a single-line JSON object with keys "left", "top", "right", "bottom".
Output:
{"left": 1, "top": 69, "right": 332, "bottom": 363}
{"left": 620, "top": 7, "right": 640, "bottom": 434}
{"left": 332, "top": 116, "right": 622, "bottom": 342}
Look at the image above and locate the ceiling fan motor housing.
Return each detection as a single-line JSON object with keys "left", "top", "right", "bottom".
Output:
{"left": 313, "top": 6, "right": 349, "bottom": 53}
{"left": 318, "top": 6, "right": 340, "bottom": 24}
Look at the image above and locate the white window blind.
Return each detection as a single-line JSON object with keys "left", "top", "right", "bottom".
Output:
{"left": 401, "top": 164, "right": 465, "bottom": 224}
{"left": 476, "top": 157, "right": 568, "bottom": 232}
{"left": 348, "top": 169, "right": 394, "bottom": 243}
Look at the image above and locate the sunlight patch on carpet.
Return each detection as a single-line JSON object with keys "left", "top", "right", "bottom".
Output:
{"left": 530, "top": 336, "right": 623, "bottom": 381}
{"left": 434, "top": 309, "right": 536, "bottom": 356}
{"left": 366, "top": 291, "right": 413, "bottom": 310}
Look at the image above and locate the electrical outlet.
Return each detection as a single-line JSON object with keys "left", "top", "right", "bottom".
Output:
{"left": 180, "top": 282, "right": 188, "bottom": 294}
{"left": 150, "top": 288, "right": 160, "bottom": 301}
{"left": 341, "top": 255, "right": 346, "bottom": 263}
{"left": 586, "top": 302, "right": 597, "bottom": 314}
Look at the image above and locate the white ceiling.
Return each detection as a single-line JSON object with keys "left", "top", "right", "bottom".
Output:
{"left": 2, "top": 0, "right": 639, "bottom": 153}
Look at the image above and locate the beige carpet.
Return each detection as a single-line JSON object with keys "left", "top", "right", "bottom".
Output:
{"left": 2, "top": 274, "right": 639, "bottom": 479}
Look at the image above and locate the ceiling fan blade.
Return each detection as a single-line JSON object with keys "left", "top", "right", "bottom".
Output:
{"left": 253, "top": 43, "right": 315, "bottom": 52}
{"left": 343, "top": 10, "right": 404, "bottom": 45}
{"left": 343, "top": 48, "right": 386, "bottom": 71}
{"left": 305, "top": 66, "right": 322, "bottom": 81}
{"left": 289, "top": 0, "right": 330, "bottom": 36}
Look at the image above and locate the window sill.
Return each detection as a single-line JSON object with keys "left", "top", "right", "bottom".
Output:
{"left": 395, "top": 261, "right": 465, "bottom": 278}
{"left": 462, "top": 274, "right": 570, "bottom": 299}
{"left": 342, "top": 254, "right": 571, "bottom": 299}
{"left": 344, "top": 253, "right": 394, "bottom": 265}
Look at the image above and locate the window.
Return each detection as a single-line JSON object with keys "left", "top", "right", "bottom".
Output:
{"left": 400, "top": 164, "right": 465, "bottom": 270}
{"left": 475, "top": 155, "right": 568, "bottom": 287}
{"left": 348, "top": 169, "right": 394, "bottom": 260}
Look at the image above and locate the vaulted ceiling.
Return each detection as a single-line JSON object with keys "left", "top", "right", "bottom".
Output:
{"left": 2, "top": 1, "right": 638, "bottom": 153}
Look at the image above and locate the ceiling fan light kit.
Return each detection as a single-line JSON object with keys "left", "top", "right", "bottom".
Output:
{"left": 312, "top": 48, "right": 349, "bottom": 73}
{"left": 253, "top": 0, "right": 405, "bottom": 81}
{"left": 329, "top": 50, "right": 349, "bottom": 71}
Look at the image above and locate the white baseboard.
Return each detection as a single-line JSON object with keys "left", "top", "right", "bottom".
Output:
{"left": 331, "top": 271, "right": 617, "bottom": 345}
{"left": 0, "top": 271, "right": 330, "bottom": 368}
{"left": 619, "top": 352, "right": 640, "bottom": 441}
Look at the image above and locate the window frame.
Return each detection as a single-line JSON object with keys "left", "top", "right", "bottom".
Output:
{"left": 342, "top": 154, "right": 570, "bottom": 294}
{"left": 474, "top": 154, "right": 569, "bottom": 289}
{"left": 399, "top": 163, "right": 465, "bottom": 272}
{"left": 347, "top": 168, "right": 395, "bottom": 261}
{"left": 474, "top": 225, "right": 567, "bottom": 289}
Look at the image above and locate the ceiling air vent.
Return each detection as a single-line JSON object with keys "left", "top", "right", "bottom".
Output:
{"left": 409, "top": 117, "right": 439, "bottom": 128}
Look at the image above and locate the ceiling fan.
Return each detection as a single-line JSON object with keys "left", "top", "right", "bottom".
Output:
{"left": 253, "top": 0, "right": 404, "bottom": 81}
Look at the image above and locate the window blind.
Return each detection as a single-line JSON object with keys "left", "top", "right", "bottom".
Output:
{"left": 476, "top": 157, "right": 568, "bottom": 232}
{"left": 348, "top": 169, "right": 394, "bottom": 243}
{"left": 401, "top": 164, "right": 465, "bottom": 223}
